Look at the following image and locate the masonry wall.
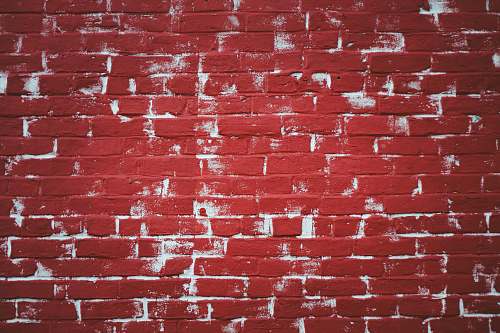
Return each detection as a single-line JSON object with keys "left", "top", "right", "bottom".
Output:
{"left": 0, "top": 0, "right": 499, "bottom": 332}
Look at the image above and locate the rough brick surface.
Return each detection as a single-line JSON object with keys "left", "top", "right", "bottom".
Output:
{"left": 0, "top": 0, "right": 499, "bottom": 332}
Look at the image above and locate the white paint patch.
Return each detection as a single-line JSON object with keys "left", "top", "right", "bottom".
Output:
{"left": 221, "top": 83, "right": 238, "bottom": 96}
{"left": 196, "top": 119, "right": 219, "bottom": 138}
{"left": 470, "top": 115, "right": 481, "bottom": 124}
{"left": 198, "top": 182, "right": 214, "bottom": 196}
{"left": 100, "top": 76, "right": 108, "bottom": 94}
{"left": 342, "top": 177, "right": 358, "bottom": 197}
{"left": 272, "top": 15, "right": 287, "bottom": 29}
{"left": 24, "top": 76, "right": 39, "bottom": 96}
{"left": 311, "top": 72, "right": 331, "bottom": 89}
{"left": 106, "top": 57, "right": 112, "bottom": 73}
{"left": 274, "top": 33, "right": 295, "bottom": 51}
{"left": 161, "top": 178, "right": 170, "bottom": 198}
{"left": 143, "top": 119, "right": 155, "bottom": 137}
{"left": 110, "top": 100, "right": 119, "bottom": 115}
{"left": 193, "top": 200, "right": 228, "bottom": 218}
{"left": 300, "top": 215, "right": 314, "bottom": 238}
{"left": 148, "top": 251, "right": 173, "bottom": 273}
{"left": 310, "top": 134, "right": 317, "bottom": 152}
{"left": 412, "top": 178, "right": 423, "bottom": 196}
{"left": 360, "top": 33, "right": 405, "bottom": 53}
{"left": 493, "top": 53, "right": 500, "bottom": 68}
{"left": 35, "top": 262, "right": 53, "bottom": 277}
{"left": 23, "top": 118, "right": 34, "bottom": 137}
{"left": 206, "top": 158, "right": 226, "bottom": 175}
{"left": 228, "top": 15, "right": 239, "bottom": 28}
{"left": 128, "top": 78, "right": 136, "bottom": 94}
{"left": 130, "top": 200, "right": 148, "bottom": 217}
{"left": 0, "top": 72, "right": 7, "bottom": 94}
{"left": 232, "top": 0, "right": 240, "bottom": 10}
{"left": 383, "top": 77, "right": 394, "bottom": 96}
{"left": 371, "top": 138, "right": 381, "bottom": 155}
{"left": 343, "top": 92, "right": 376, "bottom": 109}
{"left": 72, "top": 161, "right": 81, "bottom": 175}
{"left": 258, "top": 214, "right": 273, "bottom": 236}
{"left": 447, "top": 215, "right": 461, "bottom": 230}
{"left": 79, "top": 81, "right": 102, "bottom": 95}
{"left": 253, "top": 73, "right": 265, "bottom": 89}
{"left": 223, "top": 319, "right": 245, "bottom": 333}
{"left": 442, "top": 155, "right": 460, "bottom": 174}
{"left": 148, "top": 55, "right": 188, "bottom": 74}
{"left": 355, "top": 220, "right": 365, "bottom": 238}
{"left": 420, "top": 0, "right": 455, "bottom": 14}
{"left": 10, "top": 198, "right": 25, "bottom": 227}
{"left": 364, "top": 197, "right": 384, "bottom": 212}
{"left": 292, "top": 181, "right": 308, "bottom": 194}
{"left": 472, "top": 263, "right": 484, "bottom": 283}
{"left": 197, "top": 60, "right": 212, "bottom": 100}
{"left": 394, "top": 117, "right": 409, "bottom": 135}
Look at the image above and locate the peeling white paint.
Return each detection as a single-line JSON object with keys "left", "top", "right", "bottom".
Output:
{"left": 206, "top": 158, "right": 226, "bottom": 175}
{"left": 360, "top": 33, "right": 405, "bottom": 53}
{"left": 342, "top": 177, "right": 358, "bottom": 197}
{"left": 419, "top": 0, "right": 455, "bottom": 14}
{"left": 148, "top": 55, "right": 188, "bottom": 74}
{"left": 161, "top": 178, "right": 170, "bottom": 198}
{"left": 311, "top": 72, "right": 331, "bottom": 89}
{"left": 228, "top": 15, "right": 239, "bottom": 28}
{"left": 128, "top": 78, "right": 136, "bottom": 94}
{"left": 410, "top": 177, "right": 422, "bottom": 197}
{"left": 394, "top": 117, "right": 409, "bottom": 135}
{"left": 10, "top": 198, "right": 25, "bottom": 227}
{"left": 24, "top": 76, "right": 39, "bottom": 96}
{"left": 193, "top": 200, "right": 228, "bottom": 218}
{"left": 34, "top": 262, "right": 53, "bottom": 277}
{"left": 343, "top": 92, "right": 376, "bottom": 109}
{"left": 196, "top": 119, "right": 219, "bottom": 138}
{"left": 310, "top": 134, "right": 317, "bottom": 152}
{"left": 274, "top": 33, "right": 294, "bottom": 51}
{"left": 220, "top": 83, "right": 238, "bottom": 96}
{"left": 364, "top": 197, "right": 384, "bottom": 213}
{"left": 442, "top": 155, "right": 460, "bottom": 174}
{"left": 130, "top": 200, "right": 148, "bottom": 217}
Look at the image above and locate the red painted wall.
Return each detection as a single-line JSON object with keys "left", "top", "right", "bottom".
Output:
{"left": 0, "top": 0, "right": 499, "bottom": 332}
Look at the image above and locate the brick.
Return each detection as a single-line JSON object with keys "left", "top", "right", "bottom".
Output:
{"left": 370, "top": 53, "right": 431, "bottom": 73}
{"left": 81, "top": 300, "right": 143, "bottom": 319}
{"left": 0, "top": 0, "right": 498, "bottom": 329}
{"left": 306, "top": 52, "right": 367, "bottom": 71}
{"left": 218, "top": 115, "right": 282, "bottom": 136}
{"left": 111, "top": 0, "right": 170, "bottom": 12}
{"left": 149, "top": 300, "right": 209, "bottom": 319}
{"left": 18, "top": 301, "right": 77, "bottom": 320}
{"left": 46, "top": 0, "right": 107, "bottom": 13}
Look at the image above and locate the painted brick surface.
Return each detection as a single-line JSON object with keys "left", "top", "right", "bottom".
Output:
{"left": 0, "top": 0, "right": 499, "bottom": 332}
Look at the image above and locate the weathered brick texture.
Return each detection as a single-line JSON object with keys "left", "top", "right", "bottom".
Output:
{"left": 0, "top": 0, "right": 499, "bottom": 331}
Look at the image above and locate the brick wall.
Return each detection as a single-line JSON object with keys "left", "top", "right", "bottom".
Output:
{"left": 0, "top": 0, "right": 499, "bottom": 332}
